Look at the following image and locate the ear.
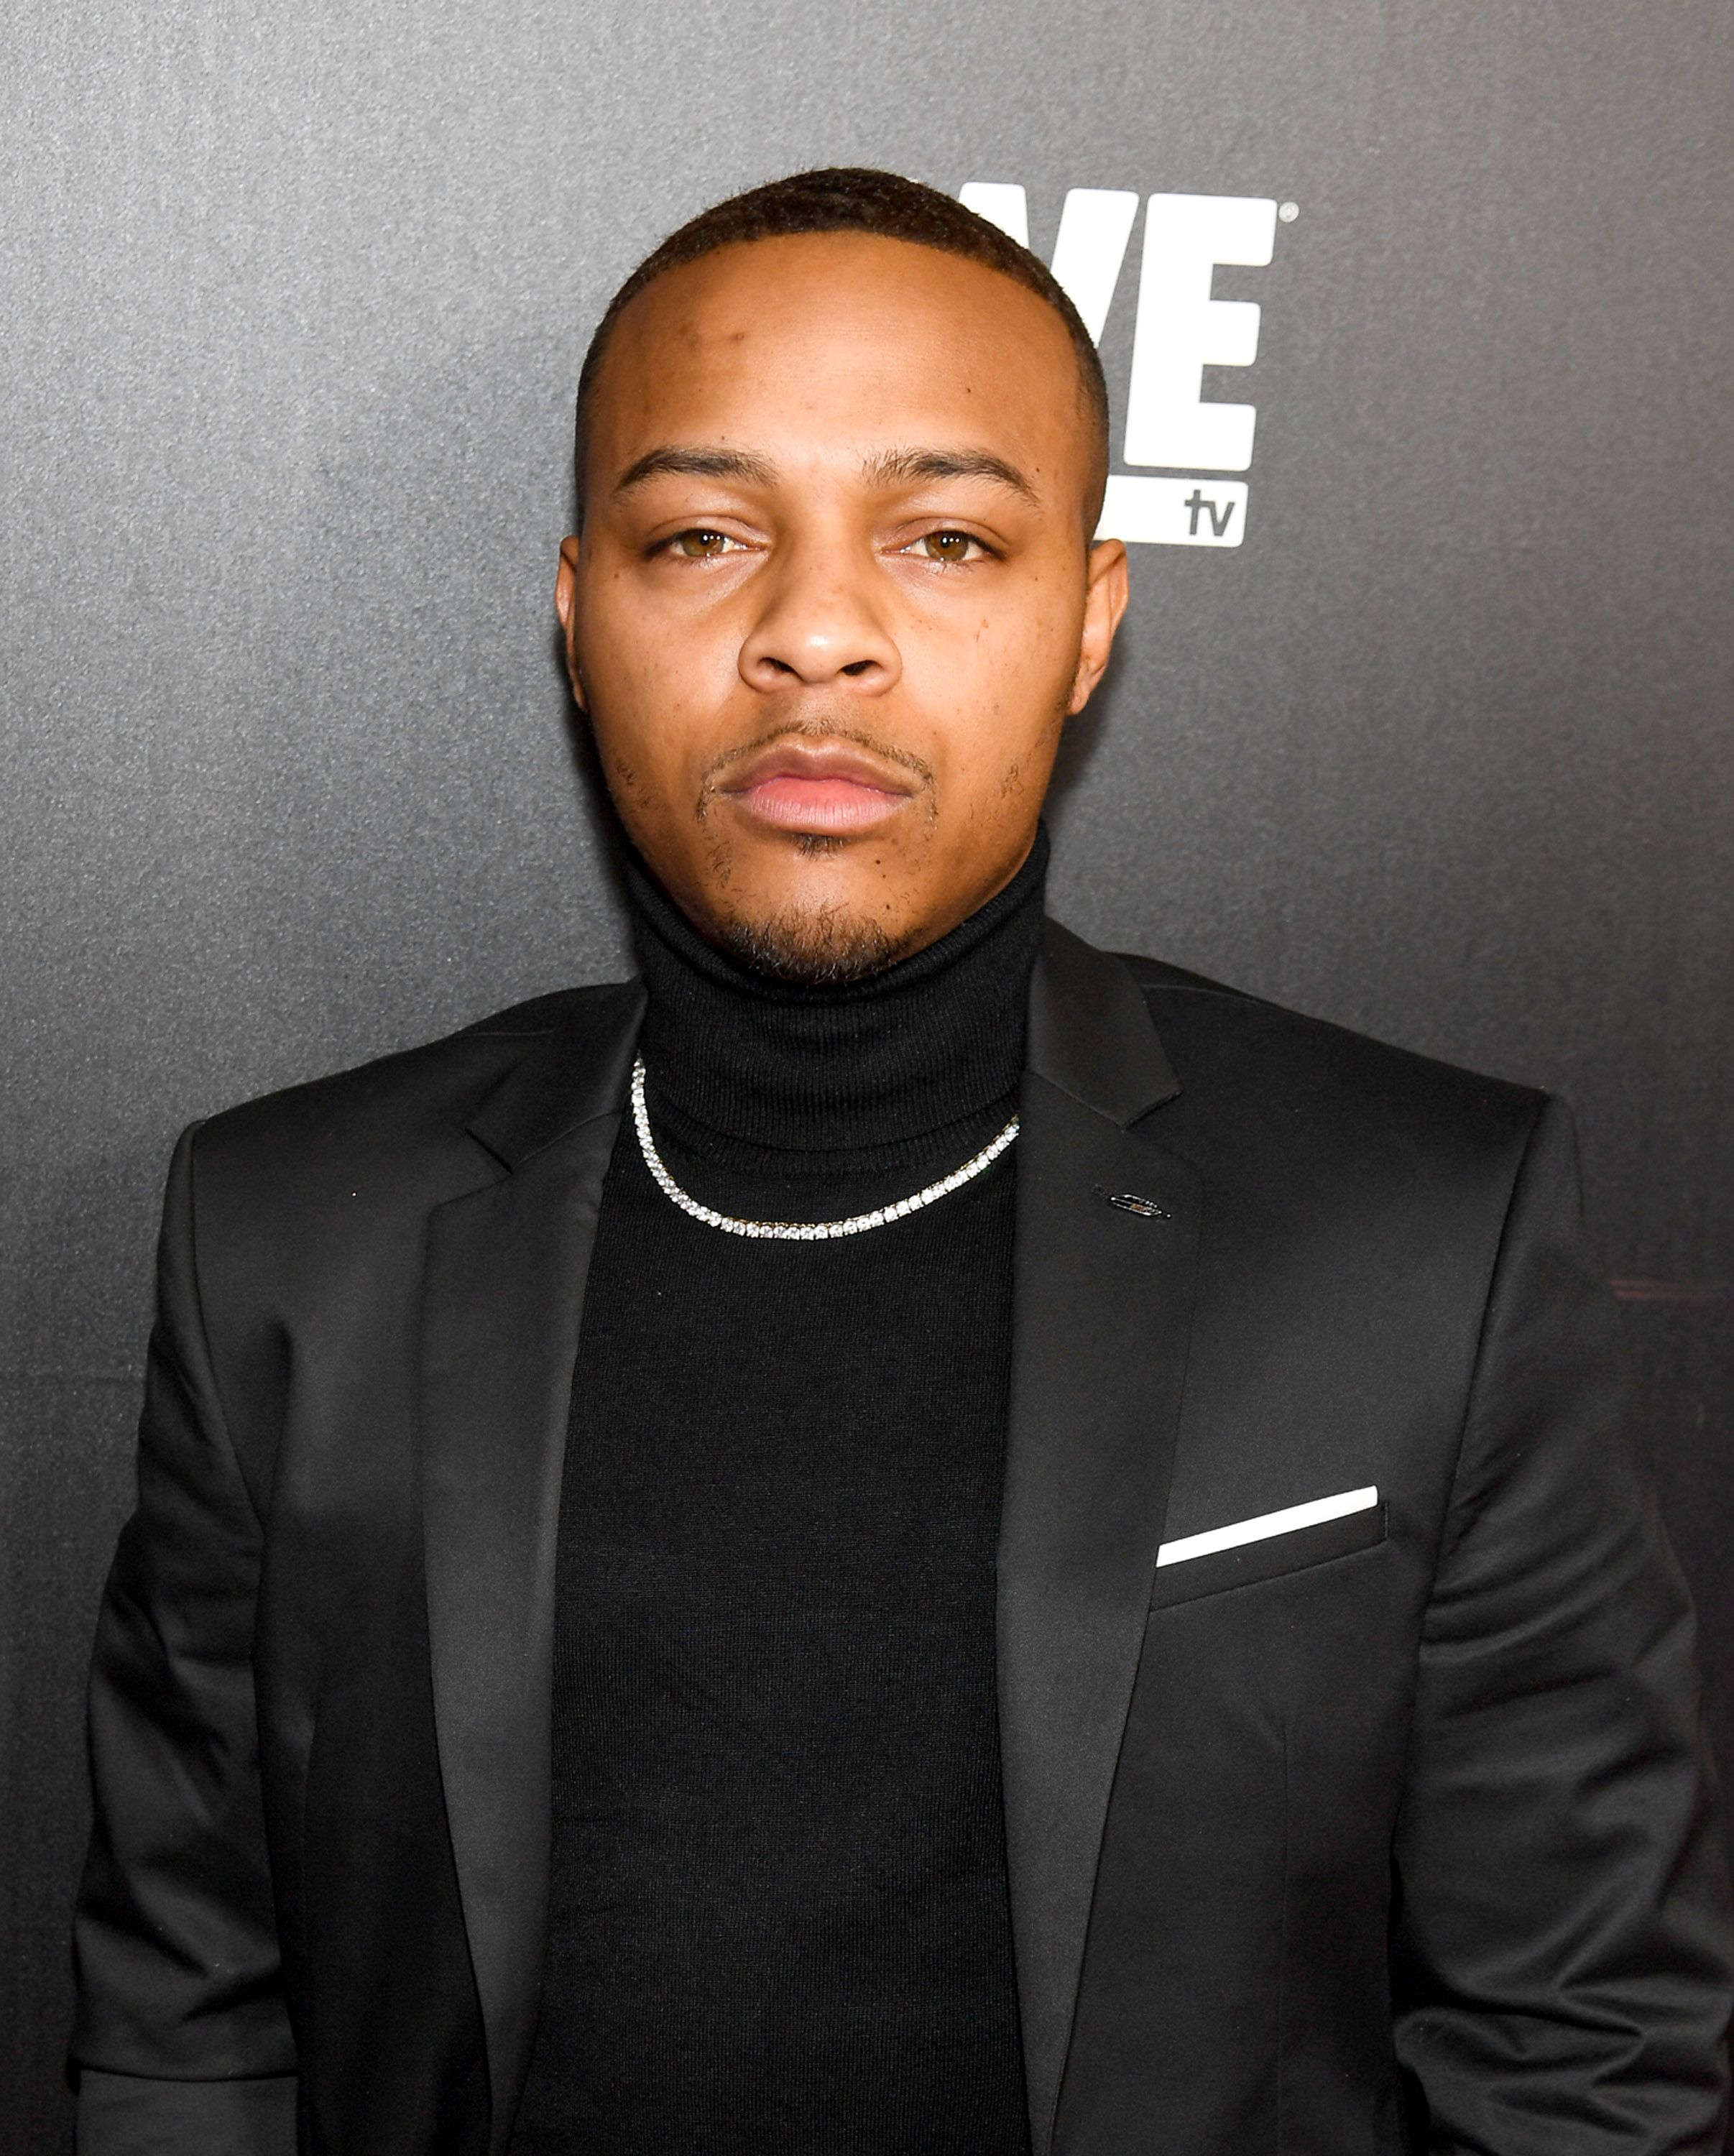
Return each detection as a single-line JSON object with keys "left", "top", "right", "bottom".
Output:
{"left": 554, "top": 534, "right": 587, "bottom": 714}
{"left": 1068, "top": 537, "right": 1130, "bottom": 714}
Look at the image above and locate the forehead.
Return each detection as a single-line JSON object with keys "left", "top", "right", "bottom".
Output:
{"left": 589, "top": 231, "right": 1092, "bottom": 482}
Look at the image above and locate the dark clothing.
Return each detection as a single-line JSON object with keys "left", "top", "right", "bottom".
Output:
{"left": 72, "top": 918, "right": 1734, "bottom": 2155}
{"left": 512, "top": 854, "right": 1043, "bottom": 2152}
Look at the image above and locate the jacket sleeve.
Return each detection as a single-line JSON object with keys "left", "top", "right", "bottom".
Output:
{"left": 70, "top": 1125, "right": 298, "bottom": 2154}
{"left": 1391, "top": 1095, "right": 1734, "bottom": 2151}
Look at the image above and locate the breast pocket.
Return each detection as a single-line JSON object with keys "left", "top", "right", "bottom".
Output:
{"left": 1150, "top": 1487, "right": 1388, "bottom": 1611}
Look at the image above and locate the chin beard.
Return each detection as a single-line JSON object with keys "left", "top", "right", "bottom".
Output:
{"left": 709, "top": 899, "right": 910, "bottom": 986}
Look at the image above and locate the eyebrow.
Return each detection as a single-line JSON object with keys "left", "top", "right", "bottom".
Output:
{"left": 609, "top": 441, "right": 1040, "bottom": 506}
{"left": 861, "top": 446, "right": 1040, "bottom": 505}
{"left": 612, "top": 446, "right": 778, "bottom": 497}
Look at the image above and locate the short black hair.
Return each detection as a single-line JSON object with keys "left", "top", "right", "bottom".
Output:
{"left": 573, "top": 166, "right": 1109, "bottom": 525}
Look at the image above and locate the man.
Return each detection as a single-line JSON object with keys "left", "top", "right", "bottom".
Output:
{"left": 72, "top": 167, "right": 1731, "bottom": 2155}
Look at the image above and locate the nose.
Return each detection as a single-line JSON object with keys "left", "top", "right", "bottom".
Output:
{"left": 737, "top": 538, "right": 902, "bottom": 696}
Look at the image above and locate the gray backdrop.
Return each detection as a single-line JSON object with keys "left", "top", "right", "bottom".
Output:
{"left": 4, "top": 3, "right": 1731, "bottom": 2146}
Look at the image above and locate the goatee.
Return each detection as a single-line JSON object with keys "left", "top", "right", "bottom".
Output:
{"left": 710, "top": 900, "right": 908, "bottom": 985}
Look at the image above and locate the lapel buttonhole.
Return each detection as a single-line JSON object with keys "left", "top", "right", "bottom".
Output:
{"left": 1095, "top": 1185, "right": 1171, "bottom": 1220}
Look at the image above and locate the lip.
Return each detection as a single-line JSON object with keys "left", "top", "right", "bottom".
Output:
{"left": 714, "top": 739, "right": 919, "bottom": 837}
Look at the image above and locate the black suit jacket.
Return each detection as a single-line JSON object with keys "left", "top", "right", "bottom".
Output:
{"left": 73, "top": 923, "right": 1733, "bottom": 2155}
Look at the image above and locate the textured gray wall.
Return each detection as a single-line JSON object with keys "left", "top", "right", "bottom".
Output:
{"left": 4, "top": 3, "right": 1732, "bottom": 2145}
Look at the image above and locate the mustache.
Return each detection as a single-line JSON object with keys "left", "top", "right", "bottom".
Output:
{"left": 698, "top": 719, "right": 936, "bottom": 793}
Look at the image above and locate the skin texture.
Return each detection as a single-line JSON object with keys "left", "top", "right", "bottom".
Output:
{"left": 555, "top": 229, "right": 1129, "bottom": 979}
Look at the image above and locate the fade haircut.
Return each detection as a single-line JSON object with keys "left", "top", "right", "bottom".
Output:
{"left": 572, "top": 166, "right": 1110, "bottom": 526}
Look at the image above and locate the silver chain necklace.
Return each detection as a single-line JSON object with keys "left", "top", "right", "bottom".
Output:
{"left": 629, "top": 1056, "right": 1020, "bottom": 1242}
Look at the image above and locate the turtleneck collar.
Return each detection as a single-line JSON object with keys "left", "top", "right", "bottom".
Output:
{"left": 629, "top": 828, "right": 1049, "bottom": 1164}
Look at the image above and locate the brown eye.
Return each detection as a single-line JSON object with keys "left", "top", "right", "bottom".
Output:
{"left": 921, "top": 531, "right": 977, "bottom": 563}
{"left": 672, "top": 529, "right": 732, "bottom": 558}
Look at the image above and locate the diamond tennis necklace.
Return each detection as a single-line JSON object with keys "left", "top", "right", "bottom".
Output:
{"left": 629, "top": 1056, "right": 1020, "bottom": 1242}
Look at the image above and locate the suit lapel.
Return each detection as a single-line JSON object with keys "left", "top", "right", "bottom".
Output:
{"left": 420, "top": 982, "right": 645, "bottom": 2152}
{"left": 418, "top": 931, "right": 1191, "bottom": 2152}
{"left": 1000, "top": 923, "right": 1201, "bottom": 2152}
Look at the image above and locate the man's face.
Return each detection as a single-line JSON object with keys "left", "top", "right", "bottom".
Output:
{"left": 556, "top": 231, "right": 1127, "bottom": 977}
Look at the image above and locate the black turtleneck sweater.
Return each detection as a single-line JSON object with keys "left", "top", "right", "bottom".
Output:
{"left": 507, "top": 838, "right": 1047, "bottom": 2156}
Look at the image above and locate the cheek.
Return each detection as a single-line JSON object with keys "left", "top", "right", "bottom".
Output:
{"left": 940, "top": 603, "right": 1079, "bottom": 753}
{"left": 578, "top": 571, "right": 741, "bottom": 713}
{"left": 946, "top": 575, "right": 1082, "bottom": 697}
{"left": 581, "top": 606, "right": 735, "bottom": 793}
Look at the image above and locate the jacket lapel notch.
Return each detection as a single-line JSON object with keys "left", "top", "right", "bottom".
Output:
{"left": 1027, "top": 918, "right": 1179, "bottom": 1127}
{"left": 1001, "top": 923, "right": 1201, "bottom": 2152}
{"left": 466, "top": 979, "right": 647, "bottom": 1170}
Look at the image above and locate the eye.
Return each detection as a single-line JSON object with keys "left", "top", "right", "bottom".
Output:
{"left": 913, "top": 530, "right": 987, "bottom": 564}
{"left": 665, "top": 528, "right": 740, "bottom": 559}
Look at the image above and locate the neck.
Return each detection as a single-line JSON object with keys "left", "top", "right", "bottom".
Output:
{"left": 627, "top": 830, "right": 1050, "bottom": 1166}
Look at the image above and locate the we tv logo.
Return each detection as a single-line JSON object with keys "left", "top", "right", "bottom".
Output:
{"left": 959, "top": 183, "right": 1284, "bottom": 548}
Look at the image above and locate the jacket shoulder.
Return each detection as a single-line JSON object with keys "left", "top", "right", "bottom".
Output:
{"left": 1115, "top": 949, "right": 1548, "bottom": 1168}
{"left": 188, "top": 980, "right": 635, "bottom": 1192}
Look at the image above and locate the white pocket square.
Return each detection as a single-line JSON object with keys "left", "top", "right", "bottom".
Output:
{"left": 1156, "top": 1485, "right": 1380, "bottom": 1569}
